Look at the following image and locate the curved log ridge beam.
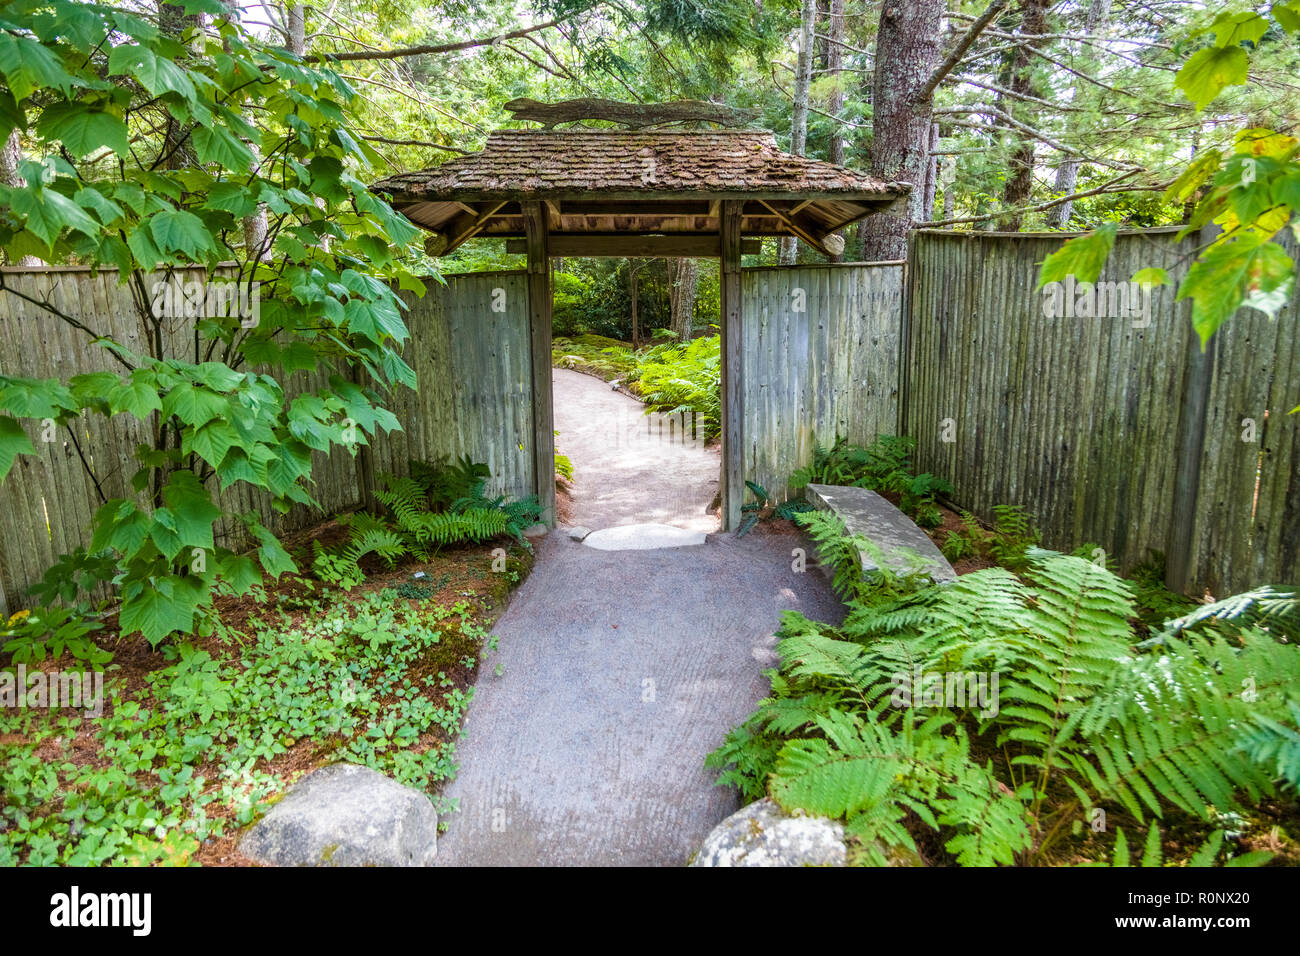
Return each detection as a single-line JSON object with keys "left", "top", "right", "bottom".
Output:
{"left": 503, "top": 97, "right": 760, "bottom": 129}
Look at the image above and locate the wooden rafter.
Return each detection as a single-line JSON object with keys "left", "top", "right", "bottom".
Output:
{"left": 443, "top": 201, "right": 508, "bottom": 254}
{"left": 757, "top": 199, "right": 833, "bottom": 256}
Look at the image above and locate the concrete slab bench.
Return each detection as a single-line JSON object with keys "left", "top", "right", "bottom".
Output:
{"left": 805, "top": 483, "right": 957, "bottom": 585}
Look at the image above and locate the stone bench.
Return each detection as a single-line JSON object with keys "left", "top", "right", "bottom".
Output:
{"left": 805, "top": 483, "right": 957, "bottom": 585}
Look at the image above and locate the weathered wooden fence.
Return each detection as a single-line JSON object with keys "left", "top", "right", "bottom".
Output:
{"left": 741, "top": 262, "right": 903, "bottom": 500}
{"left": 2, "top": 232, "right": 1297, "bottom": 611}
{"left": 0, "top": 267, "right": 532, "bottom": 616}
{"left": 905, "top": 228, "right": 1299, "bottom": 596}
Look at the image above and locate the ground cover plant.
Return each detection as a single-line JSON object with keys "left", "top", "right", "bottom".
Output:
{"left": 0, "top": 524, "right": 533, "bottom": 867}
{"left": 708, "top": 509, "right": 1300, "bottom": 867}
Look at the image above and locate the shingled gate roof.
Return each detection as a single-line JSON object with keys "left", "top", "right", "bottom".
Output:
{"left": 372, "top": 129, "right": 907, "bottom": 257}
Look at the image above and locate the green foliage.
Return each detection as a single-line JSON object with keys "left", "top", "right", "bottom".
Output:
{"left": 1, "top": 606, "right": 111, "bottom": 668}
{"left": 736, "top": 480, "right": 768, "bottom": 537}
{"left": 410, "top": 455, "right": 490, "bottom": 513}
{"left": 941, "top": 506, "right": 1039, "bottom": 571}
{"left": 791, "top": 436, "right": 953, "bottom": 528}
{"left": 396, "top": 582, "right": 435, "bottom": 601}
{"left": 1120, "top": 552, "right": 1199, "bottom": 635}
{"left": 0, "top": 589, "right": 496, "bottom": 865}
{"left": 1104, "top": 825, "right": 1271, "bottom": 868}
{"left": 310, "top": 462, "right": 540, "bottom": 587}
{"left": 709, "top": 519, "right": 1300, "bottom": 867}
{"left": 1042, "top": 7, "right": 1300, "bottom": 352}
{"left": 0, "top": 1, "right": 427, "bottom": 647}
{"left": 792, "top": 510, "right": 936, "bottom": 603}
{"left": 774, "top": 498, "right": 815, "bottom": 522}
{"left": 628, "top": 333, "right": 722, "bottom": 439}
{"left": 551, "top": 335, "right": 638, "bottom": 381}
{"left": 554, "top": 431, "right": 575, "bottom": 483}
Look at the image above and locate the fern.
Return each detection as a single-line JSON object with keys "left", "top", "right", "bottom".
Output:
{"left": 1106, "top": 826, "right": 1272, "bottom": 867}
{"left": 1237, "top": 701, "right": 1300, "bottom": 790}
{"left": 708, "top": 531, "right": 1300, "bottom": 866}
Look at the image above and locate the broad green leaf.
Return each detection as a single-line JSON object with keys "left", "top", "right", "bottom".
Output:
{"left": 192, "top": 124, "right": 254, "bottom": 172}
{"left": 1177, "top": 235, "right": 1295, "bottom": 345}
{"left": 91, "top": 499, "right": 152, "bottom": 557}
{"left": 1131, "top": 268, "right": 1169, "bottom": 289}
{"left": 1210, "top": 11, "right": 1269, "bottom": 47}
{"left": 217, "top": 553, "right": 262, "bottom": 596}
{"left": 0, "top": 33, "right": 74, "bottom": 100}
{"left": 1176, "top": 46, "right": 1249, "bottom": 110}
{"left": 160, "top": 382, "right": 226, "bottom": 427}
{"left": 119, "top": 575, "right": 207, "bottom": 645}
{"left": 247, "top": 516, "right": 296, "bottom": 578}
{"left": 161, "top": 470, "right": 221, "bottom": 551}
{"left": 0, "top": 376, "right": 74, "bottom": 418}
{"left": 107, "top": 43, "right": 196, "bottom": 104}
{"left": 0, "top": 415, "right": 35, "bottom": 481}
{"left": 9, "top": 186, "right": 101, "bottom": 246}
{"left": 36, "top": 104, "right": 129, "bottom": 159}
{"left": 185, "top": 419, "right": 240, "bottom": 467}
{"left": 1037, "top": 223, "right": 1118, "bottom": 288}
{"left": 1274, "top": 2, "right": 1300, "bottom": 33}
{"left": 149, "top": 208, "right": 217, "bottom": 260}
{"left": 107, "top": 374, "right": 163, "bottom": 419}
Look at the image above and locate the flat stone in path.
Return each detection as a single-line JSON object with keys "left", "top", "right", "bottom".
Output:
{"left": 582, "top": 522, "right": 707, "bottom": 551}
{"left": 805, "top": 483, "right": 956, "bottom": 585}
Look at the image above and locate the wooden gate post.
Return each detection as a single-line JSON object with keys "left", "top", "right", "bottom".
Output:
{"left": 720, "top": 200, "right": 744, "bottom": 531}
{"left": 523, "top": 201, "right": 556, "bottom": 526}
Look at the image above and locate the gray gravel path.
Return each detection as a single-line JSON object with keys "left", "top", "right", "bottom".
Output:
{"left": 432, "top": 368, "right": 844, "bottom": 866}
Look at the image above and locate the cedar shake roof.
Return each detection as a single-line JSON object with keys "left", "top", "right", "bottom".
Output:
{"left": 375, "top": 129, "right": 899, "bottom": 198}
{"left": 372, "top": 129, "right": 908, "bottom": 257}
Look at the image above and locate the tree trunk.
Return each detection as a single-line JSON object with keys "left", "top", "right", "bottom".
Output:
{"left": 1, "top": 131, "right": 43, "bottom": 266}
{"left": 922, "top": 121, "right": 940, "bottom": 220}
{"left": 826, "top": 0, "right": 847, "bottom": 260}
{"left": 629, "top": 262, "right": 640, "bottom": 347}
{"left": 1045, "top": 0, "right": 1112, "bottom": 228}
{"left": 781, "top": 0, "right": 817, "bottom": 265}
{"left": 858, "top": 0, "right": 945, "bottom": 261}
{"left": 667, "top": 258, "right": 698, "bottom": 341}
{"left": 287, "top": 3, "right": 306, "bottom": 55}
{"left": 997, "top": 0, "right": 1051, "bottom": 230}
{"left": 157, "top": 3, "right": 201, "bottom": 170}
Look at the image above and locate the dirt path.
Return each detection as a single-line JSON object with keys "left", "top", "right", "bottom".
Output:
{"left": 432, "top": 367, "right": 844, "bottom": 866}
{"left": 551, "top": 367, "right": 720, "bottom": 533}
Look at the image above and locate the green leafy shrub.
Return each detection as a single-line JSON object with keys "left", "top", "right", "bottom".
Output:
{"left": 1, "top": 606, "right": 111, "bottom": 668}
{"left": 790, "top": 436, "right": 953, "bottom": 527}
{"left": 0, "top": 590, "right": 495, "bottom": 864}
{"left": 551, "top": 335, "right": 637, "bottom": 381}
{"left": 632, "top": 333, "right": 722, "bottom": 439}
{"left": 709, "top": 519, "right": 1299, "bottom": 867}
{"left": 0, "top": 1, "right": 424, "bottom": 646}
{"left": 941, "top": 506, "right": 1039, "bottom": 570}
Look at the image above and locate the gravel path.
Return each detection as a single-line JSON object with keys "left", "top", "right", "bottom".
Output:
{"left": 432, "top": 367, "right": 844, "bottom": 866}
